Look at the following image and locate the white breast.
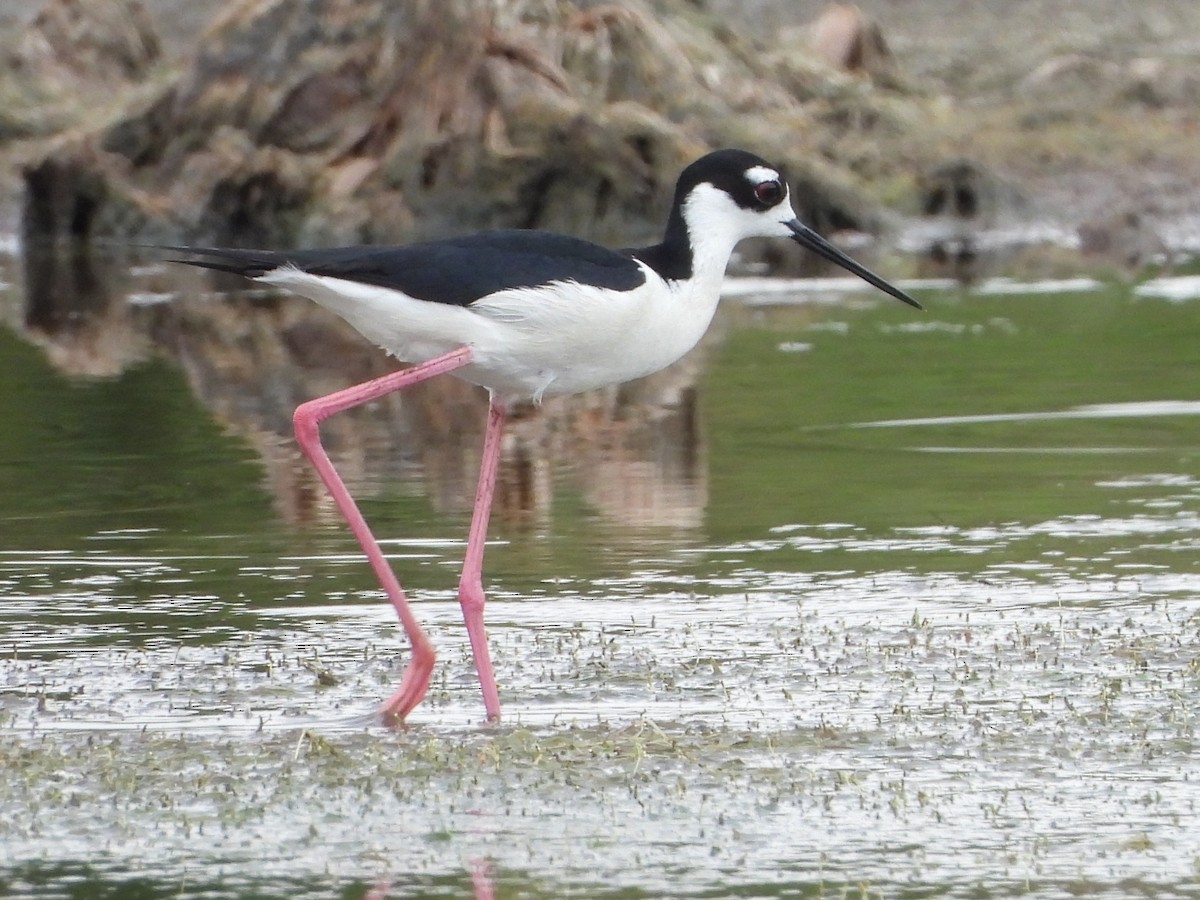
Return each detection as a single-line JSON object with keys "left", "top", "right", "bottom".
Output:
{"left": 469, "top": 266, "right": 723, "bottom": 401}
{"left": 262, "top": 263, "right": 725, "bottom": 405}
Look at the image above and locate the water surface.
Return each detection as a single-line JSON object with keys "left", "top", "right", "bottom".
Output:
{"left": 1, "top": 246, "right": 1199, "bottom": 898}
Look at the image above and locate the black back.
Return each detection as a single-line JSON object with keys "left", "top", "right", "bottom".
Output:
{"left": 171, "top": 230, "right": 648, "bottom": 306}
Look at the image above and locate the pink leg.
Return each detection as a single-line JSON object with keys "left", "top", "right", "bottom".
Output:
{"left": 470, "top": 859, "right": 495, "bottom": 900}
{"left": 292, "top": 346, "right": 473, "bottom": 726}
{"left": 459, "top": 398, "right": 507, "bottom": 722}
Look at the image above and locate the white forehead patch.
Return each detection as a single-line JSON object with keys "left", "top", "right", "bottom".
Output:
{"left": 745, "top": 165, "right": 781, "bottom": 185}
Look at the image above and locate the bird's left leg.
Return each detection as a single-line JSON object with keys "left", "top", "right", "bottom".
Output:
{"left": 292, "top": 347, "right": 475, "bottom": 726}
{"left": 457, "top": 396, "right": 507, "bottom": 722}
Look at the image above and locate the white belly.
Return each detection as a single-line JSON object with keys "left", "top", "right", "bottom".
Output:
{"left": 262, "top": 267, "right": 723, "bottom": 404}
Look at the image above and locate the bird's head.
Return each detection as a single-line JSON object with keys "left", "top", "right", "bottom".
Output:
{"left": 675, "top": 149, "right": 923, "bottom": 310}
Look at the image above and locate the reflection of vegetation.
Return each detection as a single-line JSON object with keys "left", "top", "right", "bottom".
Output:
{"left": 703, "top": 285, "right": 1200, "bottom": 538}
{"left": 0, "top": 327, "right": 269, "bottom": 550}
{"left": 5, "top": 277, "right": 1200, "bottom": 573}
{"left": 4, "top": 276, "right": 1200, "bottom": 898}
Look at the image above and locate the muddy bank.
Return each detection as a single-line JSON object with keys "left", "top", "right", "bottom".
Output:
{"left": 5, "top": 0, "right": 930, "bottom": 258}
{"left": 2, "top": 0, "right": 1199, "bottom": 259}
{"left": 719, "top": 0, "right": 1200, "bottom": 228}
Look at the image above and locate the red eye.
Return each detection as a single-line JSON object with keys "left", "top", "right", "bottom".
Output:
{"left": 754, "top": 180, "right": 784, "bottom": 206}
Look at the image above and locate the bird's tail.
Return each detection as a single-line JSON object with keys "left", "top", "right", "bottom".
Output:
{"left": 153, "top": 245, "right": 292, "bottom": 279}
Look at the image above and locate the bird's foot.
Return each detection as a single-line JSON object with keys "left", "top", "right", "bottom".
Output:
{"left": 378, "top": 644, "right": 436, "bottom": 728}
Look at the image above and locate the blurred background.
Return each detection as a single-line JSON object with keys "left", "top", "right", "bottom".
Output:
{"left": 2, "top": 3, "right": 1200, "bottom": 898}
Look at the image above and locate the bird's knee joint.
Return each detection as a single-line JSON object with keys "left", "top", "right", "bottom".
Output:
{"left": 292, "top": 403, "right": 323, "bottom": 440}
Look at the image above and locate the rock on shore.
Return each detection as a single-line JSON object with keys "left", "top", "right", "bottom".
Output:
{"left": 11, "top": 0, "right": 924, "bottom": 250}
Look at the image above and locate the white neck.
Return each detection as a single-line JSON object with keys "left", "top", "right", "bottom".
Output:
{"left": 682, "top": 185, "right": 750, "bottom": 289}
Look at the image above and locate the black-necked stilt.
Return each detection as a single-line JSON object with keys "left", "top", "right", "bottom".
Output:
{"left": 169, "top": 148, "right": 922, "bottom": 725}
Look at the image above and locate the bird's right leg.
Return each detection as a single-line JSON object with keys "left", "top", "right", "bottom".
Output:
{"left": 291, "top": 346, "right": 474, "bottom": 726}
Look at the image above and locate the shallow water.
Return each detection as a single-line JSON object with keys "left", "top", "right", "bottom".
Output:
{"left": 1, "top": 245, "right": 1199, "bottom": 898}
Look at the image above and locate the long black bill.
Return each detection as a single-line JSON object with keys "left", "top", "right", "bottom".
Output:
{"left": 786, "top": 220, "right": 923, "bottom": 310}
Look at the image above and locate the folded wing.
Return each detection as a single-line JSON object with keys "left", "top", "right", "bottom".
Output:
{"left": 167, "top": 230, "right": 648, "bottom": 306}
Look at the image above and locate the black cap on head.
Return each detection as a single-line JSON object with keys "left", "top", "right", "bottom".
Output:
{"left": 674, "top": 149, "right": 784, "bottom": 212}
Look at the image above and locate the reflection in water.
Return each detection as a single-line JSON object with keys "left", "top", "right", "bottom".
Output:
{"left": 5, "top": 243, "right": 1200, "bottom": 899}
{"left": 1134, "top": 273, "right": 1200, "bottom": 302}
{"left": 849, "top": 399, "right": 1200, "bottom": 429}
{"left": 18, "top": 241, "right": 152, "bottom": 377}
{"left": 470, "top": 859, "right": 495, "bottom": 900}
{"left": 362, "top": 862, "right": 494, "bottom": 900}
{"left": 10, "top": 244, "right": 709, "bottom": 532}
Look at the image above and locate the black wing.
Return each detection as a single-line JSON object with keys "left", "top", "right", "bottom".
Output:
{"left": 165, "top": 230, "right": 648, "bottom": 306}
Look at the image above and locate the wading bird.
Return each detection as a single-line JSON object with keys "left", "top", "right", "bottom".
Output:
{"left": 170, "top": 148, "right": 922, "bottom": 724}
